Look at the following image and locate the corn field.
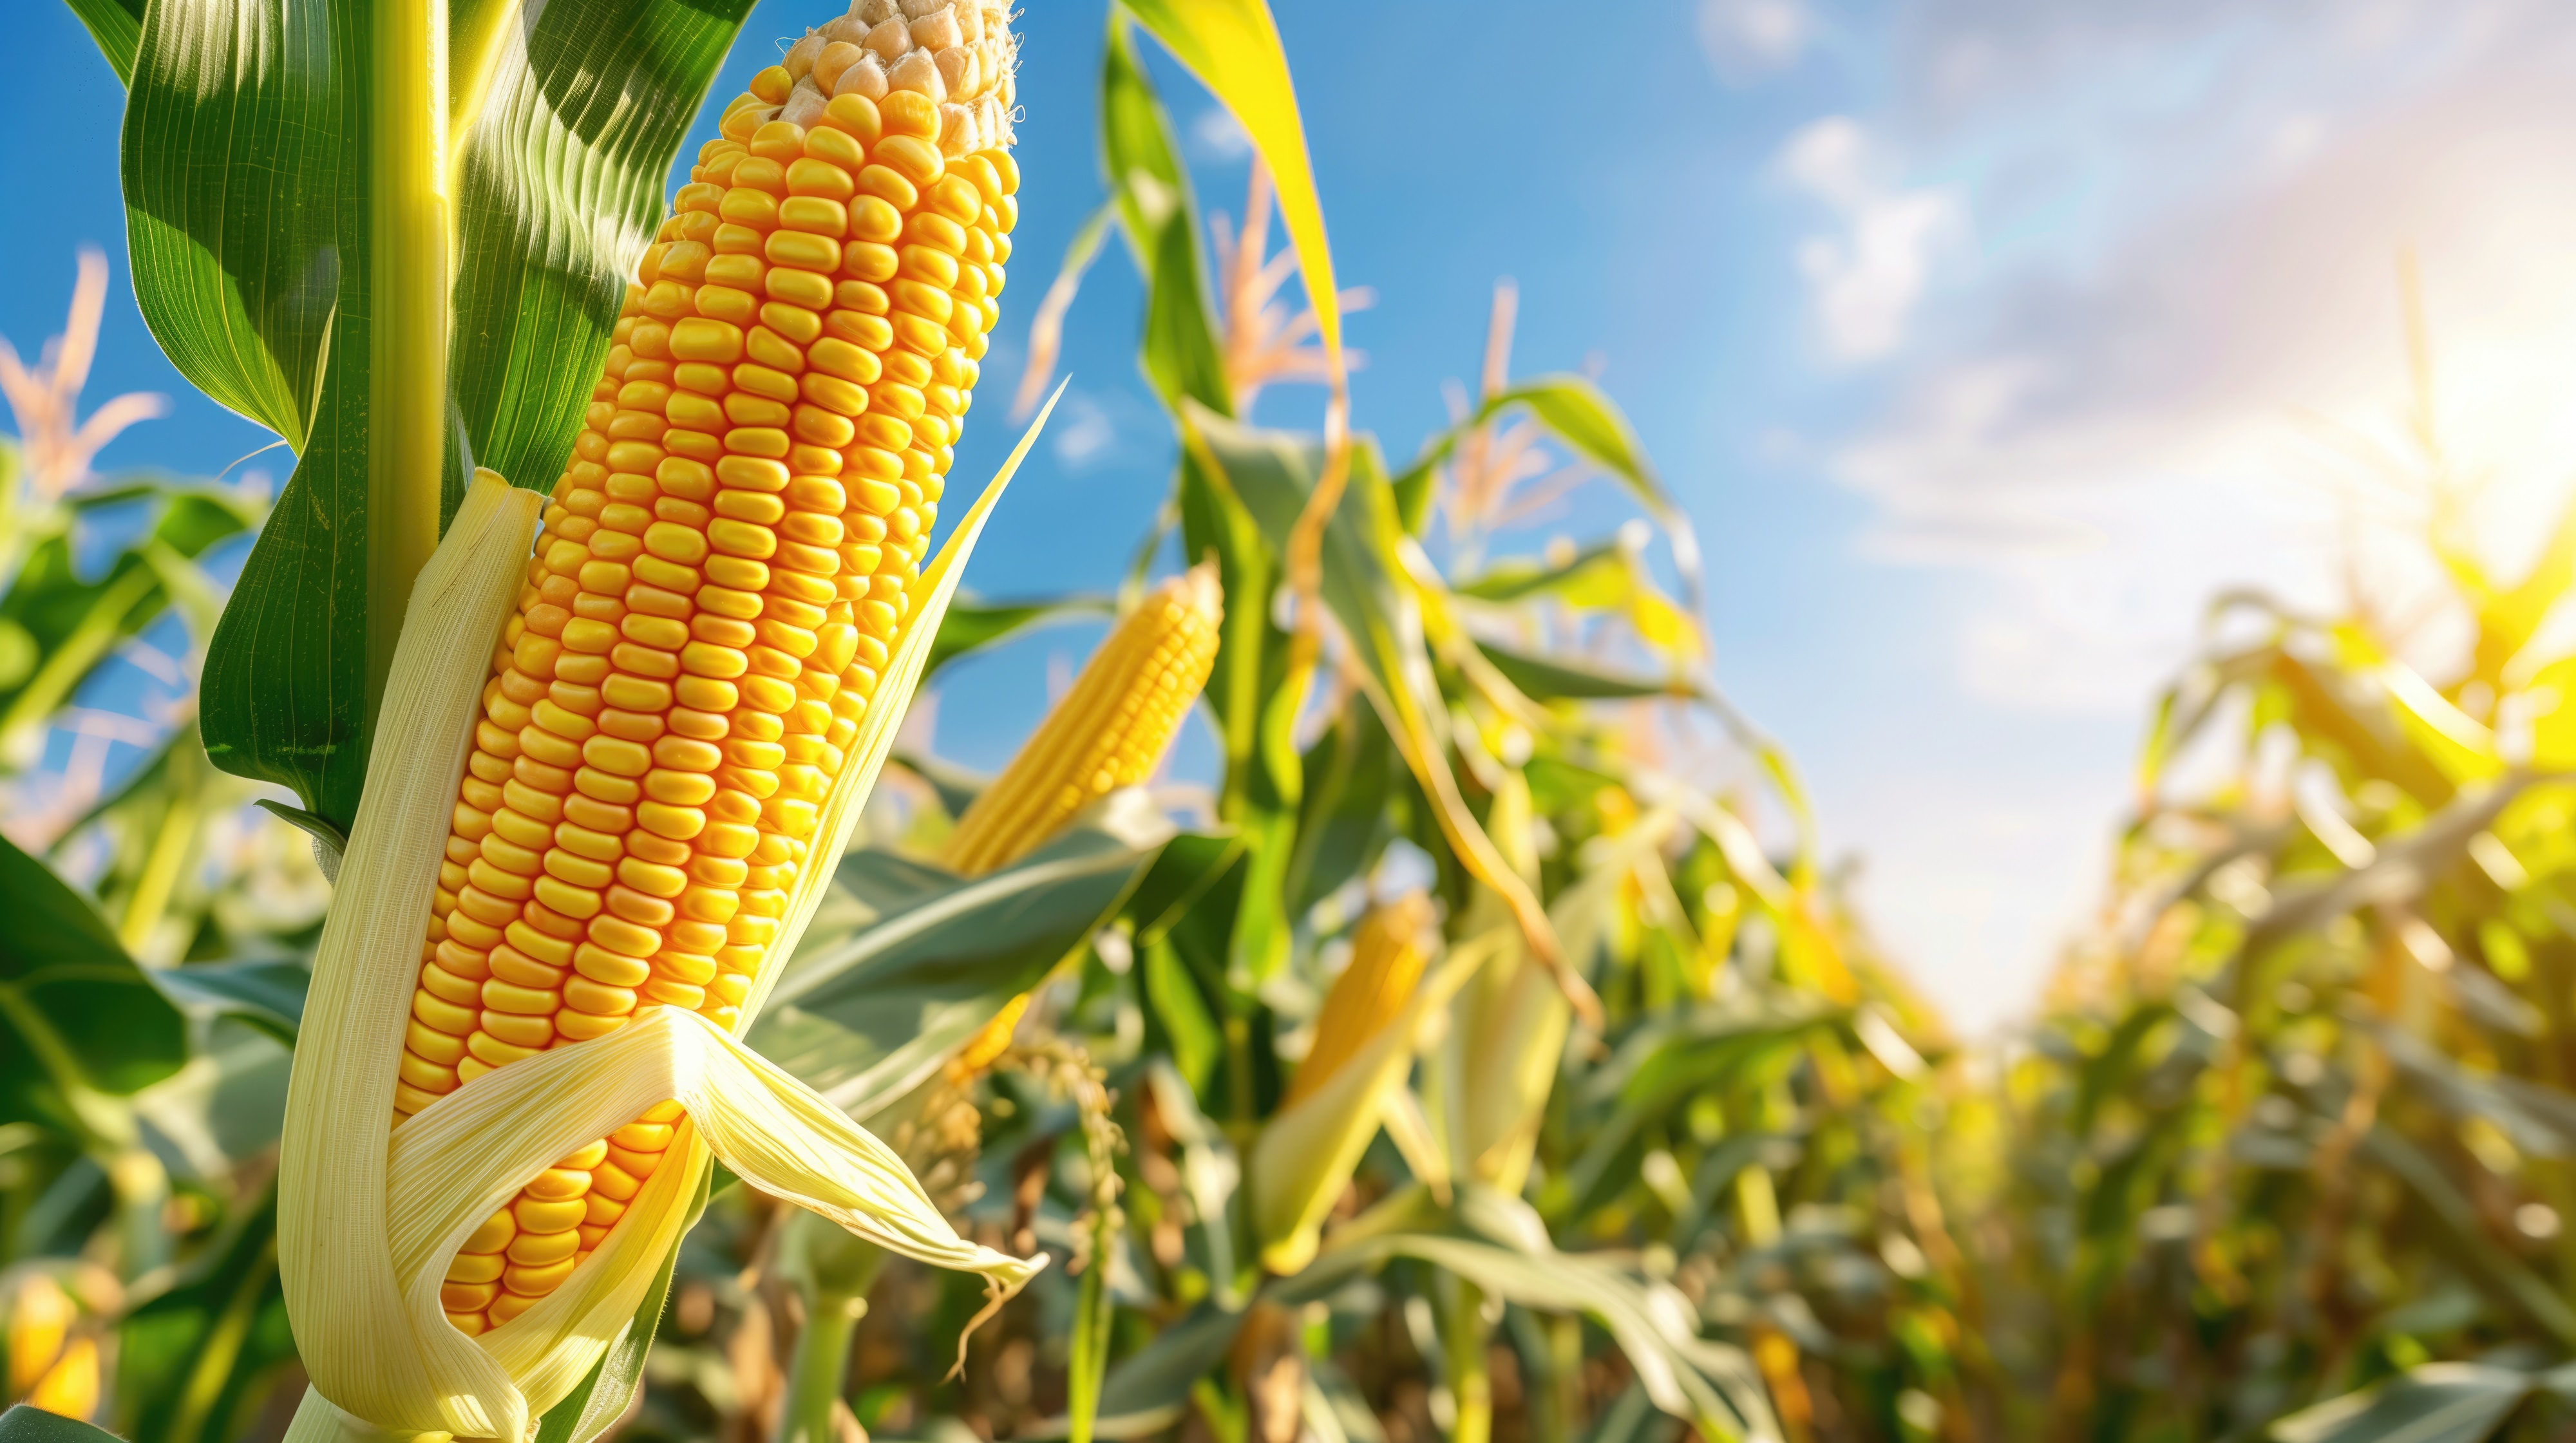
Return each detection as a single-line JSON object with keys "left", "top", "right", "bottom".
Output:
{"left": 1, "top": 4, "right": 2570, "bottom": 1443}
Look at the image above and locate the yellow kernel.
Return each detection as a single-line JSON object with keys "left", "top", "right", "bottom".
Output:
{"left": 399, "top": 1052, "right": 459, "bottom": 1094}
{"left": 460, "top": 1209, "right": 518, "bottom": 1254}
{"left": 581, "top": 735, "right": 655, "bottom": 777}
{"left": 482, "top": 974, "right": 561, "bottom": 1016}
{"left": 804, "top": 126, "right": 866, "bottom": 170}
{"left": 719, "top": 188, "right": 780, "bottom": 228}
{"left": 670, "top": 318, "right": 744, "bottom": 363}
{"left": 677, "top": 641, "right": 746, "bottom": 679}
{"left": 891, "top": 314, "right": 949, "bottom": 355}
{"left": 768, "top": 267, "right": 835, "bottom": 309}
{"left": 876, "top": 133, "right": 942, "bottom": 185}
{"left": 619, "top": 614, "right": 689, "bottom": 652}
{"left": 533, "top": 876, "right": 603, "bottom": 918}
{"left": 728, "top": 426, "right": 792, "bottom": 458}
{"left": 711, "top": 254, "right": 768, "bottom": 290}
{"left": 507, "top": 1229, "right": 582, "bottom": 1267}
{"left": 702, "top": 518, "right": 773, "bottom": 558}
{"left": 794, "top": 372, "right": 864, "bottom": 417}
{"left": 574, "top": 945, "right": 652, "bottom": 989}
{"left": 843, "top": 241, "right": 899, "bottom": 283}
{"left": 786, "top": 155, "right": 857, "bottom": 200}
{"left": 762, "top": 301, "right": 824, "bottom": 344}
{"left": 560, "top": 618, "right": 620, "bottom": 654}
{"left": 565, "top": 975, "right": 638, "bottom": 1015}
{"left": 523, "top": 1167, "right": 591, "bottom": 1202}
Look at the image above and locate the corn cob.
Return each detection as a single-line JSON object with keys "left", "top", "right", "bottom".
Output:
{"left": 939, "top": 563, "right": 1223, "bottom": 877}
{"left": 1290, "top": 892, "right": 1434, "bottom": 1105}
{"left": 395, "top": 0, "right": 1017, "bottom": 1337}
{"left": 932, "top": 565, "right": 1220, "bottom": 1075}
{"left": 6, "top": 1276, "right": 95, "bottom": 1422}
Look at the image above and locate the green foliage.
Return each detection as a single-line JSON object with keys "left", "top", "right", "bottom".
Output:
{"left": 0, "top": 482, "right": 254, "bottom": 768}
{"left": 0, "top": 1406, "right": 122, "bottom": 1443}
{"left": 106, "top": 0, "right": 754, "bottom": 832}
{"left": 0, "top": 835, "right": 186, "bottom": 1111}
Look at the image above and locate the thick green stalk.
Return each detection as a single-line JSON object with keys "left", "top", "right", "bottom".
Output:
{"left": 777, "top": 1296, "right": 866, "bottom": 1443}
{"left": 368, "top": 0, "right": 451, "bottom": 713}
{"left": 1068, "top": 1208, "right": 1117, "bottom": 1443}
{"left": 1443, "top": 1279, "right": 1492, "bottom": 1443}
{"left": 776, "top": 1222, "right": 887, "bottom": 1443}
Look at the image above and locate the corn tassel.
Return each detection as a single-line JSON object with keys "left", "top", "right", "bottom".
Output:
{"left": 940, "top": 561, "right": 1222, "bottom": 877}
{"left": 380, "top": 0, "right": 1019, "bottom": 1337}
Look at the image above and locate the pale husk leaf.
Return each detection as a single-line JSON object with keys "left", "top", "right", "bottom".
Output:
{"left": 1250, "top": 928, "right": 1505, "bottom": 1274}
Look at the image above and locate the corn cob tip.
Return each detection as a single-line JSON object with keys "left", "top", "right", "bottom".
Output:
{"left": 770, "top": 0, "right": 1016, "bottom": 156}
{"left": 1175, "top": 555, "right": 1221, "bottom": 621}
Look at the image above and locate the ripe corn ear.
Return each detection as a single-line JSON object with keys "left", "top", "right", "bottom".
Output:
{"left": 935, "top": 563, "right": 1220, "bottom": 1074}
{"left": 393, "top": 0, "right": 1020, "bottom": 1336}
{"left": 940, "top": 561, "right": 1222, "bottom": 877}
{"left": 1252, "top": 904, "right": 1502, "bottom": 1275}
{"left": 6, "top": 1272, "right": 99, "bottom": 1421}
{"left": 1289, "top": 892, "right": 1434, "bottom": 1106}
{"left": 25, "top": 1341, "right": 99, "bottom": 1422}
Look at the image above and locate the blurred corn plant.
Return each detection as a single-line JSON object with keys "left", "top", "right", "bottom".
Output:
{"left": 1933, "top": 289, "right": 2576, "bottom": 1442}
{"left": 0, "top": 252, "right": 330, "bottom": 1443}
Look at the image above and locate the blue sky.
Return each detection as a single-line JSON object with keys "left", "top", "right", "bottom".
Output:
{"left": 12, "top": 0, "right": 2576, "bottom": 1029}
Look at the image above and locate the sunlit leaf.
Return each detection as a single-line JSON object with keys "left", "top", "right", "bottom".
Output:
{"left": 2272, "top": 1364, "right": 2533, "bottom": 1443}
{"left": 928, "top": 593, "right": 1115, "bottom": 678}
{"left": 0, "top": 834, "right": 187, "bottom": 1106}
{"left": 1119, "top": 0, "right": 1344, "bottom": 376}
{"left": 750, "top": 798, "right": 1182, "bottom": 1118}
{"left": 1182, "top": 405, "right": 1568, "bottom": 979}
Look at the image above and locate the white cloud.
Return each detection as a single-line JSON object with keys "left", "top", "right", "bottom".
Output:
{"left": 1815, "top": 2, "right": 2576, "bottom": 715}
{"left": 1698, "top": 0, "right": 1815, "bottom": 84}
{"left": 1190, "top": 106, "right": 1251, "bottom": 162}
{"left": 1770, "top": 0, "right": 2576, "bottom": 1027}
{"left": 1052, "top": 392, "right": 1119, "bottom": 469}
{"left": 1778, "top": 118, "right": 1961, "bottom": 362}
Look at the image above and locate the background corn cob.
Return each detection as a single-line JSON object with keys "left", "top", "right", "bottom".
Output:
{"left": 1290, "top": 892, "right": 1435, "bottom": 1106}
{"left": 933, "top": 563, "right": 1220, "bottom": 1074}
{"left": 394, "top": 0, "right": 1018, "bottom": 1337}
{"left": 939, "top": 562, "right": 1222, "bottom": 878}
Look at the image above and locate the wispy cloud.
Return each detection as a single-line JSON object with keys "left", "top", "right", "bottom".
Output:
{"left": 1052, "top": 391, "right": 1122, "bottom": 469}
{"left": 1811, "top": 1, "right": 2576, "bottom": 711}
{"left": 1191, "top": 106, "right": 1251, "bottom": 162}
{"left": 1777, "top": 117, "right": 1961, "bottom": 362}
{"left": 1698, "top": 0, "right": 1815, "bottom": 84}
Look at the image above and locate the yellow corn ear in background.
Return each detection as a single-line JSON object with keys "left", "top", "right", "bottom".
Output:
{"left": 397, "top": 0, "right": 1018, "bottom": 1337}
{"left": 934, "top": 563, "right": 1222, "bottom": 1073}
{"left": 1291, "top": 891, "right": 1435, "bottom": 1105}
{"left": 940, "top": 561, "right": 1223, "bottom": 878}
{"left": 6, "top": 1274, "right": 97, "bottom": 1421}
